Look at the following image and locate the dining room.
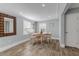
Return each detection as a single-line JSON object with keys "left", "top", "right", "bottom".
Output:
{"left": 1, "top": 3, "right": 79, "bottom": 56}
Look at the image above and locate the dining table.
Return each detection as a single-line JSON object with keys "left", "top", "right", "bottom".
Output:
{"left": 31, "top": 32, "right": 52, "bottom": 44}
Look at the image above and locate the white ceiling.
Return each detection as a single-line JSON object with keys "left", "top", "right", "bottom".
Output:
{"left": 0, "top": 3, "right": 67, "bottom": 21}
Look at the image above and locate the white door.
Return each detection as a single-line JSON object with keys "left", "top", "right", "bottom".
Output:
{"left": 66, "top": 13, "right": 79, "bottom": 48}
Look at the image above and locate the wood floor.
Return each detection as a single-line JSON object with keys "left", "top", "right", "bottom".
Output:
{"left": 0, "top": 39, "right": 79, "bottom": 56}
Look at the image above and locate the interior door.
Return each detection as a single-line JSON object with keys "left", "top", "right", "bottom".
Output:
{"left": 66, "top": 13, "right": 79, "bottom": 48}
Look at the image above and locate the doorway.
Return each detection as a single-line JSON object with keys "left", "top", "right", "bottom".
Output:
{"left": 65, "top": 13, "right": 79, "bottom": 48}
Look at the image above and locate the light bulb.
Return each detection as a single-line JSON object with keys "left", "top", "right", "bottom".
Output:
{"left": 42, "top": 4, "right": 46, "bottom": 7}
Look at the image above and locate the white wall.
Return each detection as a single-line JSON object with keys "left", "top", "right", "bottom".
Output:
{"left": 0, "top": 15, "right": 34, "bottom": 48}
{"left": 38, "top": 19, "right": 59, "bottom": 39}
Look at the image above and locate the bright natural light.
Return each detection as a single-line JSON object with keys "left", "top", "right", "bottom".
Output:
{"left": 39, "top": 23, "right": 46, "bottom": 32}
{"left": 23, "top": 20, "right": 34, "bottom": 35}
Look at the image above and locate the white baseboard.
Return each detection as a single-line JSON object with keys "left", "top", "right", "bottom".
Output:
{"left": 0, "top": 36, "right": 60, "bottom": 52}
{"left": 0, "top": 38, "right": 30, "bottom": 52}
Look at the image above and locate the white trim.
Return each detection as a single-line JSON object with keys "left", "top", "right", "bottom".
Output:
{"left": 0, "top": 38, "right": 30, "bottom": 52}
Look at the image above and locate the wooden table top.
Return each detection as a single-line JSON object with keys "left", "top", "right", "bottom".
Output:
{"left": 32, "top": 33, "right": 51, "bottom": 36}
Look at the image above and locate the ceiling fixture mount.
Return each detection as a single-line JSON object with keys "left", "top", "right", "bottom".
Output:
{"left": 42, "top": 4, "right": 46, "bottom": 7}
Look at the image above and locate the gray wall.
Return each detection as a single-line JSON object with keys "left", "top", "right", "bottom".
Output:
{"left": 0, "top": 16, "right": 35, "bottom": 48}
{"left": 38, "top": 19, "right": 59, "bottom": 39}
{"left": 59, "top": 13, "right": 65, "bottom": 47}
{"left": 33, "top": 22, "right": 38, "bottom": 33}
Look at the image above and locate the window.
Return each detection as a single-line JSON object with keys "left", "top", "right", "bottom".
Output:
{"left": 39, "top": 23, "right": 46, "bottom": 32}
{"left": 23, "top": 20, "right": 34, "bottom": 35}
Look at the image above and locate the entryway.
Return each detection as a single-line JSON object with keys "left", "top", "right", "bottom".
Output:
{"left": 65, "top": 13, "right": 79, "bottom": 48}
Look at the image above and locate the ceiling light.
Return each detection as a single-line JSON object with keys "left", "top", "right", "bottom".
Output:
{"left": 42, "top": 4, "right": 46, "bottom": 7}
